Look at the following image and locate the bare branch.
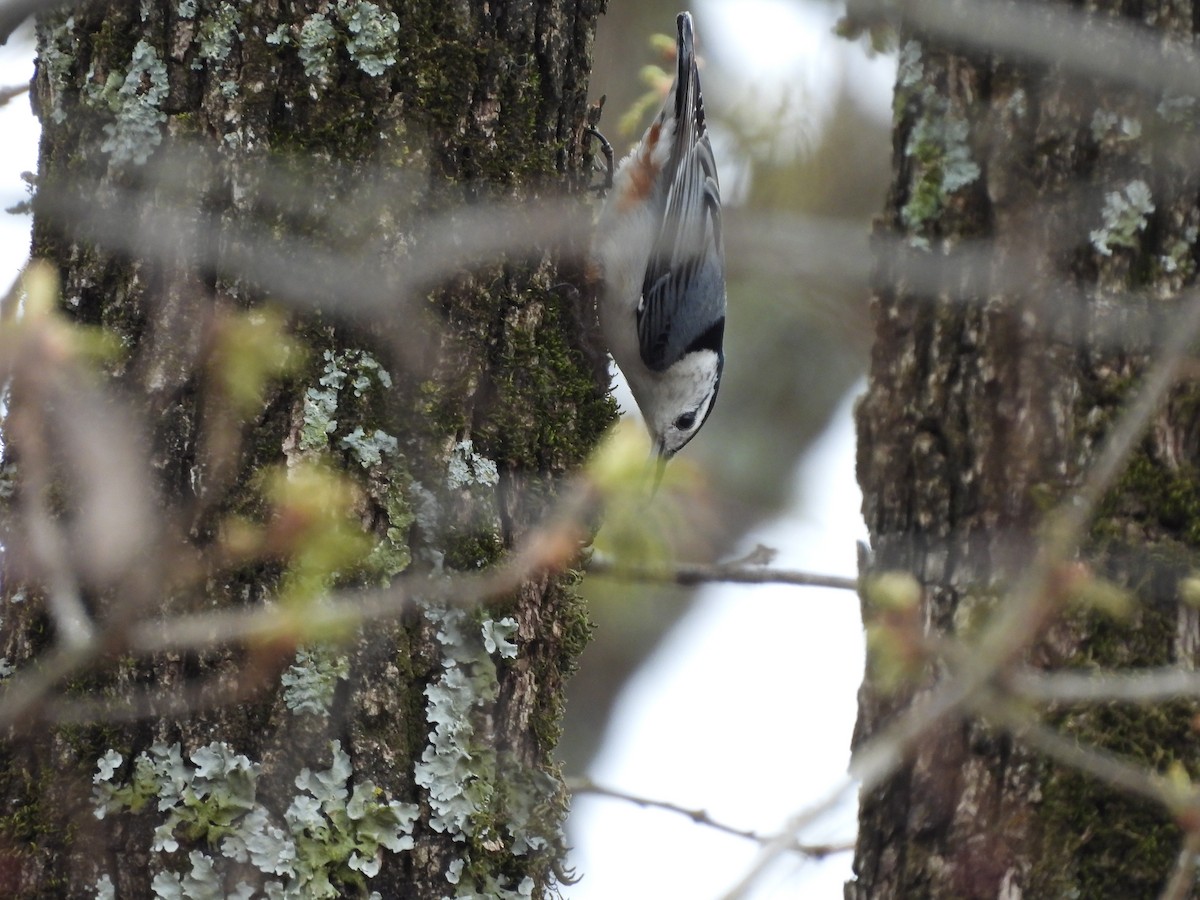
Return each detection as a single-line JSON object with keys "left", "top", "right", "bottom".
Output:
{"left": 0, "top": 82, "right": 27, "bottom": 108}
{"left": 566, "top": 777, "right": 852, "bottom": 858}
{"left": 586, "top": 555, "right": 858, "bottom": 591}
{"left": 718, "top": 778, "right": 860, "bottom": 900}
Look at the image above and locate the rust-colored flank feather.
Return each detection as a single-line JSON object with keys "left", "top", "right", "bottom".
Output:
{"left": 618, "top": 121, "right": 662, "bottom": 211}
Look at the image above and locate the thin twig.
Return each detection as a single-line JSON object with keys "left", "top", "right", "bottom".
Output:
{"left": 718, "top": 778, "right": 860, "bottom": 900}
{"left": 0, "top": 82, "right": 27, "bottom": 108}
{"left": 586, "top": 557, "right": 857, "bottom": 591}
{"left": 566, "top": 777, "right": 852, "bottom": 858}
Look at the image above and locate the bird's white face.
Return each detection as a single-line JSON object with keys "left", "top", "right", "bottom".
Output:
{"left": 641, "top": 350, "right": 723, "bottom": 459}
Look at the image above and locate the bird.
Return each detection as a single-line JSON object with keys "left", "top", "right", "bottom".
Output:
{"left": 591, "top": 11, "right": 727, "bottom": 480}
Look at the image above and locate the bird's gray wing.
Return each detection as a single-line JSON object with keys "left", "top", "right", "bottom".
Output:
{"left": 637, "top": 134, "right": 727, "bottom": 372}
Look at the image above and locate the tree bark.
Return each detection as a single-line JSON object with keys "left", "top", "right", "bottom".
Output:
{"left": 851, "top": 1, "right": 1200, "bottom": 897}
{"left": 0, "top": 1, "right": 610, "bottom": 896}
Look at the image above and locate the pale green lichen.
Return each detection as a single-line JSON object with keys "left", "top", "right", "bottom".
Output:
{"left": 414, "top": 604, "right": 558, "bottom": 891}
{"left": 1160, "top": 225, "right": 1198, "bottom": 276}
{"left": 900, "top": 87, "right": 981, "bottom": 241}
{"left": 300, "top": 385, "right": 340, "bottom": 450}
{"left": 414, "top": 605, "right": 504, "bottom": 837}
{"left": 92, "top": 740, "right": 416, "bottom": 898}
{"left": 286, "top": 2, "right": 402, "bottom": 90}
{"left": 1157, "top": 93, "right": 1197, "bottom": 124}
{"left": 349, "top": 352, "right": 392, "bottom": 393}
{"left": 450, "top": 869, "right": 535, "bottom": 899}
{"left": 341, "top": 427, "right": 398, "bottom": 468}
{"left": 195, "top": 2, "right": 241, "bottom": 66}
{"left": 1090, "top": 179, "right": 1154, "bottom": 256}
{"left": 294, "top": 348, "right": 411, "bottom": 581}
{"left": 281, "top": 647, "right": 350, "bottom": 716}
{"left": 447, "top": 440, "right": 500, "bottom": 491}
{"left": 481, "top": 618, "right": 519, "bottom": 660}
{"left": 339, "top": 1, "right": 401, "bottom": 76}
{"left": 364, "top": 480, "right": 414, "bottom": 579}
{"left": 299, "top": 351, "right": 349, "bottom": 451}
{"left": 897, "top": 40, "right": 923, "bottom": 90}
{"left": 176, "top": 0, "right": 197, "bottom": 18}
{"left": 94, "top": 873, "right": 115, "bottom": 899}
{"left": 300, "top": 350, "right": 394, "bottom": 454}
{"left": 1006, "top": 88, "right": 1027, "bottom": 119}
{"left": 298, "top": 14, "right": 339, "bottom": 85}
{"left": 36, "top": 15, "right": 76, "bottom": 124}
{"left": 97, "top": 39, "right": 169, "bottom": 166}
{"left": 1091, "top": 109, "right": 1142, "bottom": 142}
{"left": 266, "top": 24, "right": 291, "bottom": 46}
{"left": 150, "top": 851, "right": 231, "bottom": 899}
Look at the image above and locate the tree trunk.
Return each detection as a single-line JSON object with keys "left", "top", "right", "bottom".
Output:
{"left": 0, "top": 1, "right": 610, "bottom": 896}
{"left": 851, "top": 1, "right": 1200, "bottom": 897}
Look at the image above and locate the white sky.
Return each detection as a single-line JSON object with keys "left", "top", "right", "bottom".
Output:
{"left": 0, "top": 24, "right": 37, "bottom": 292}
{"left": 0, "top": 3, "right": 889, "bottom": 898}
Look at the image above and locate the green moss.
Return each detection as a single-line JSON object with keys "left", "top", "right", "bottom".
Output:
{"left": 443, "top": 530, "right": 505, "bottom": 572}
{"left": 1099, "top": 446, "right": 1200, "bottom": 545}
{"left": 89, "top": 14, "right": 140, "bottom": 73}
{"left": 1034, "top": 699, "right": 1197, "bottom": 897}
{"left": 899, "top": 86, "right": 980, "bottom": 238}
{"left": 528, "top": 580, "right": 593, "bottom": 753}
{"left": 362, "top": 477, "right": 416, "bottom": 580}
{"left": 416, "top": 378, "right": 470, "bottom": 443}
{"left": 0, "top": 746, "right": 77, "bottom": 886}
{"left": 1029, "top": 575, "right": 1200, "bottom": 895}
{"left": 481, "top": 285, "right": 617, "bottom": 471}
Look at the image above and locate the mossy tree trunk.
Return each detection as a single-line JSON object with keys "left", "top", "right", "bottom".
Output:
{"left": 851, "top": 1, "right": 1200, "bottom": 897}
{"left": 0, "top": 0, "right": 611, "bottom": 896}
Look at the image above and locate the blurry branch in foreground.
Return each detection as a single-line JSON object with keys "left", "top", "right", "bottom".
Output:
{"left": 847, "top": 0, "right": 1200, "bottom": 97}
{"left": 1162, "top": 828, "right": 1200, "bottom": 900}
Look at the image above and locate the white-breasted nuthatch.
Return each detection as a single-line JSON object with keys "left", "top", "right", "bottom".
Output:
{"left": 591, "top": 11, "right": 726, "bottom": 469}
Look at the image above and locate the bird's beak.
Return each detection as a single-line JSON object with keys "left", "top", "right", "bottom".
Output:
{"left": 648, "top": 440, "right": 670, "bottom": 497}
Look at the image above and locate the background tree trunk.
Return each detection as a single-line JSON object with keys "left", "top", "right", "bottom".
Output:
{"left": 0, "top": 0, "right": 610, "bottom": 896}
{"left": 851, "top": 0, "right": 1200, "bottom": 896}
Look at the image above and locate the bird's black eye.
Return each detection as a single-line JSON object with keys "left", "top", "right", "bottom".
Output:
{"left": 674, "top": 411, "right": 697, "bottom": 431}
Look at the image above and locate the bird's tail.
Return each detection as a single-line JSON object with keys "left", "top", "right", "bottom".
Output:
{"left": 673, "top": 12, "right": 706, "bottom": 140}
